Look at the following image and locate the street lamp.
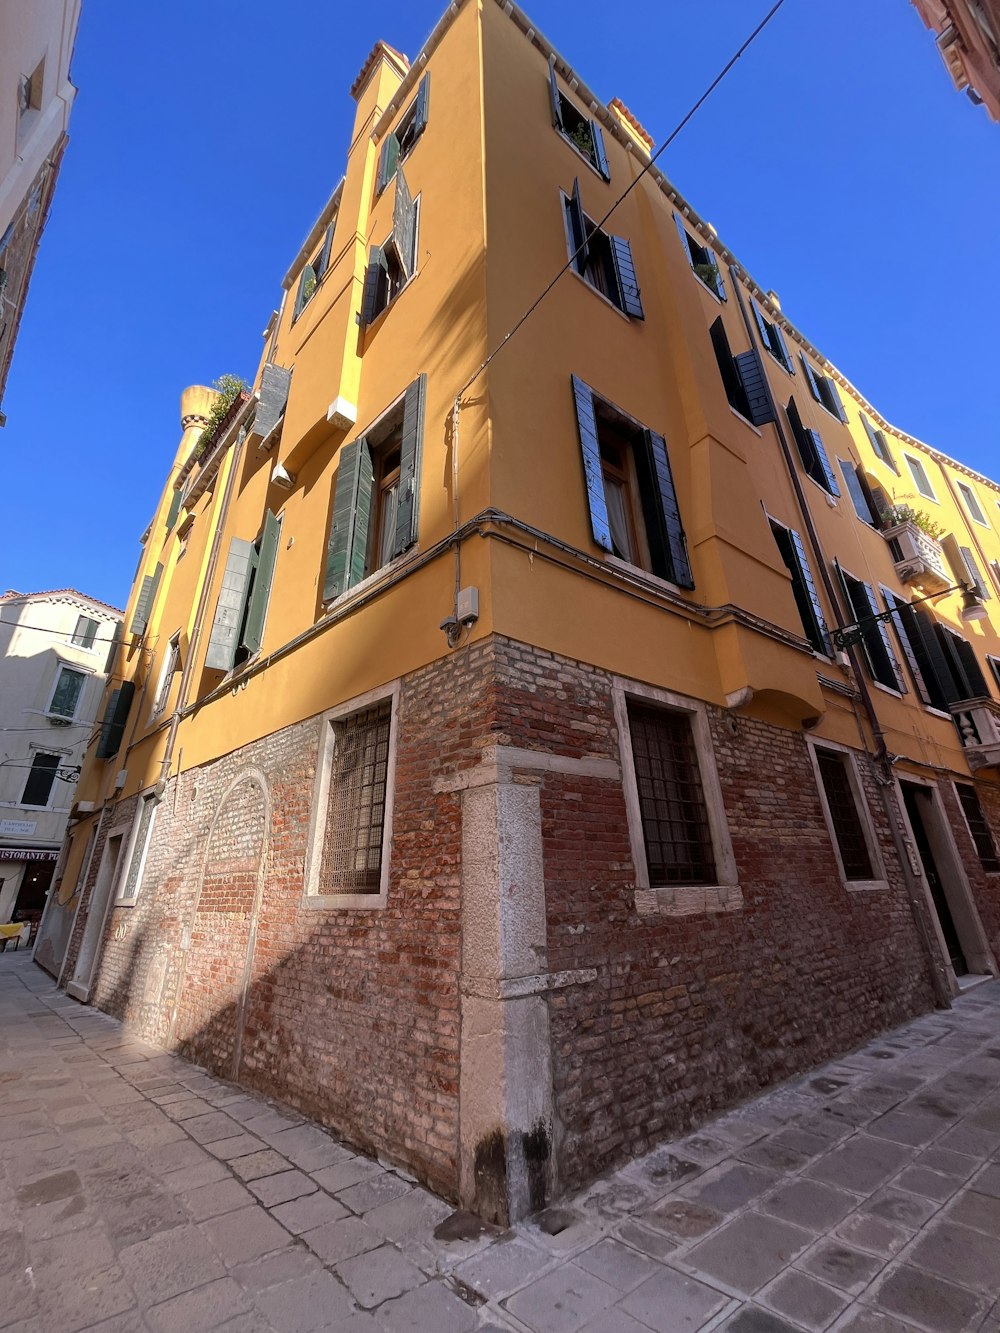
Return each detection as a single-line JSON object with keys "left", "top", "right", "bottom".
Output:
{"left": 831, "top": 583, "right": 986, "bottom": 652}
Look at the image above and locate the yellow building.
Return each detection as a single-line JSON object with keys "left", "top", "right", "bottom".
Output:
{"left": 37, "top": 0, "right": 1000, "bottom": 1222}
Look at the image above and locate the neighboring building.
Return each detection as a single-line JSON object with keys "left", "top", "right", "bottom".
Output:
{"left": 43, "top": 0, "right": 1000, "bottom": 1225}
{"left": 0, "top": 0, "right": 81, "bottom": 424}
{"left": 911, "top": 0, "right": 1000, "bottom": 118}
{"left": 0, "top": 589, "right": 121, "bottom": 960}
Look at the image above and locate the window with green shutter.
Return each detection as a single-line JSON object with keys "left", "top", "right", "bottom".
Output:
{"left": 674, "top": 214, "right": 725, "bottom": 299}
{"left": 96, "top": 680, "right": 135, "bottom": 759}
{"left": 785, "top": 398, "right": 840, "bottom": 498}
{"left": 205, "top": 512, "right": 281, "bottom": 672}
{"left": 549, "top": 62, "right": 610, "bottom": 181}
{"left": 71, "top": 615, "right": 99, "bottom": 649}
{"left": 360, "top": 168, "right": 419, "bottom": 328}
{"left": 130, "top": 563, "right": 163, "bottom": 636}
{"left": 834, "top": 562, "right": 905, "bottom": 692}
{"left": 769, "top": 520, "right": 831, "bottom": 655}
{"left": 293, "top": 225, "right": 334, "bottom": 321}
{"left": 751, "top": 302, "right": 793, "bottom": 372}
{"left": 563, "top": 181, "right": 642, "bottom": 319}
{"left": 21, "top": 753, "right": 61, "bottom": 808}
{"left": 375, "top": 73, "right": 430, "bottom": 196}
{"left": 799, "top": 355, "right": 848, "bottom": 422}
{"left": 709, "top": 318, "right": 775, "bottom": 427}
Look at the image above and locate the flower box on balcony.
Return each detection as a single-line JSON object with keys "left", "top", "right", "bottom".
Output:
{"left": 880, "top": 520, "right": 951, "bottom": 595}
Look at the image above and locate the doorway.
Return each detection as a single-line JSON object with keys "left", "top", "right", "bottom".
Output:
{"left": 66, "top": 831, "right": 123, "bottom": 1001}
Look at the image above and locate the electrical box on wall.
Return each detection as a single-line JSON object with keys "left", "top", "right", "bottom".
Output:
{"left": 457, "top": 586, "right": 479, "bottom": 626}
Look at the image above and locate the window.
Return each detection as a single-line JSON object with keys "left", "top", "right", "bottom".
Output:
{"left": 21, "top": 753, "right": 60, "bottom": 808}
{"left": 957, "top": 481, "right": 988, "bottom": 526}
{"left": 249, "top": 364, "right": 292, "bottom": 447}
{"left": 769, "top": 520, "right": 831, "bottom": 654}
{"left": 673, "top": 214, "right": 724, "bottom": 299}
{"left": 205, "top": 511, "right": 281, "bottom": 671}
{"left": 937, "top": 624, "right": 990, "bottom": 700}
{"left": 151, "top": 634, "right": 181, "bottom": 718}
{"left": 811, "top": 745, "right": 881, "bottom": 886}
{"left": 549, "top": 64, "right": 610, "bottom": 180}
{"left": 989, "top": 654, "right": 1000, "bottom": 694}
{"left": 834, "top": 563, "right": 904, "bottom": 692}
{"left": 883, "top": 592, "right": 988, "bottom": 708}
{"left": 709, "top": 318, "right": 775, "bottom": 427}
{"left": 116, "top": 794, "right": 157, "bottom": 905}
{"left": 305, "top": 686, "right": 399, "bottom": 907}
{"left": 752, "top": 303, "right": 793, "bottom": 372}
{"left": 627, "top": 702, "right": 716, "bottom": 885}
{"left": 324, "top": 376, "right": 426, "bottom": 601}
{"left": 165, "top": 488, "right": 183, "bottom": 532}
{"left": 955, "top": 783, "right": 1000, "bottom": 873}
{"left": 838, "top": 459, "right": 888, "bottom": 527}
{"left": 799, "top": 355, "right": 848, "bottom": 422}
{"left": 130, "top": 563, "right": 163, "bottom": 635}
{"left": 563, "top": 180, "right": 642, "bottom": 318}
{"left": 375, "top": 74, "right": 430, "bottom": 194}
{"left": 48, "top": 667, "right": 87, "bottom": 720}
{"left": 785, "top": 398, "right": 840, "bottom": 497}
{"left": 571, "top": 375, "right": 693, "bottom": 588}
{"left": 293, "top": 225, "right": 334, "bottom": 321}
{"left": 904, "top": 453, "right": 937, "bottom": 502}
{"left": 860, "top": 415, "right": 898, "bottom": 473}
{"left": 360, "top": 168, "right": 418, "bottom": 327}
{"left": 71, "top": 616, "right": 99, "bottom": 649}
{"left": 96, "top": 681, "right": 136, "bottom": 759}
{"left": 942, "top": 535, "right": 993, "bottom": 603}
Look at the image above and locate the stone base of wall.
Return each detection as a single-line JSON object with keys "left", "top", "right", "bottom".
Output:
{"left": 63, "top": 634, "right": 1000, "bottom": 1215}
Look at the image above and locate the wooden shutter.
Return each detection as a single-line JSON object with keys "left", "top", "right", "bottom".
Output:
{"left": 839, "top": 461, "right": 877, "bottom": 525}
{"left": 771, "top": 322, "right": 792, "bottom": 370}
{"left": 608, "top": 235, "right": 643, "bottom": 319}
{"left": 293, "top": 264, "right": 314, "bottom": 320}
{"left": 376, "top": 134, "right": 400, "bottom": 194}
{"left": 567, "top": 179, "right": 589, "bottom": 270}
{"left": 570, "top": 375, "right": 612, "bottom": 554}
{"left": 360, "top": 246, "right": 388, "bottom": 327}
{"left": 392, "top": 375, "right": 426, "bottom": 558}
{"left": 104, "top": 619, "right": 123, "bottom": 675}
{"left": 885, "top": 591, "right": 933, "bottom": 705}
{"left": 800, "top": 354, "right": 822, "bottom": 404}
{"left": 673, "top": 213, "right": 693, "bottom": 266}
{"left": 165, "top": 489, "right": 182, "bottom": 531}
{"left": 960, "top": 546, "right": 991, "bottom": 600}
{"left": 751, "top": 302, "right": 769, "bottom": 345}
{"left": 938, "top": 627, "right": 989, "bottom": 700}
{"left": 316, "top": 224, "right": 334, "bottom": 280}
{"left": 205, "top": 538, "right": 256, "bottom": 671}
{"left": 833, "top": 562, "right": 875, "bottom": 676}
{"left": 591, "top": 121, "right": 610, "bottom": 180}
{"left": 858, "top": 579, "right": 905, "bottom": 691}
{"left": 787, "top": 527, "right": 832, "bottom": 653}
{"left": 242, "top": 511, "right": 280, "bottom": 657}
{"left": 825, "top": 377, "right": 848, "bottom": 422}
{"left": 254, "top": 364, "right": 292, "bottom": 442}
{"left": 548, "top": 60, "right": 563, "bottom": 130}
{"left": 733, "top": 348, "right": 776, "bottom": 426}
{"left": 130, "top": 563, "right": 163, "bottom": 635}
{"left": 807, "top": 428, "right": 840, "bottom": 497}
{"left": 636, "top": 429, "right": 694, "bottom": 589}
{"left": 912, "top": 608, "right": 959, "bottom": 706}
{"left": 324, "top": 439, "right": 375, "bottom": 600}
{"left": 393, "top": 167, "right": 417, "bottom": 278}
{"left": 414, "top": 73, "right": 430, "bottom": 139}
{"left": 712, "top": 318, "right": 749, "bottom": 418}
{"left": 96, "top": 680, "right": 135, "bottom": 759}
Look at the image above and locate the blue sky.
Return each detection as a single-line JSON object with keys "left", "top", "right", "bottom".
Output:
{"left": 3, "top": 0, "right": 998, "bottom": 610}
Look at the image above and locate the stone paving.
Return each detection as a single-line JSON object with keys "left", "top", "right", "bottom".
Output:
{"left": 3, "top": 954, "right": 1000, "bottom": 1333}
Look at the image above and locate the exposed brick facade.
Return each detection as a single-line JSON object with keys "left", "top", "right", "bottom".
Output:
{"left": 66, "top": 634, "right": 1000, "bottom": 1208}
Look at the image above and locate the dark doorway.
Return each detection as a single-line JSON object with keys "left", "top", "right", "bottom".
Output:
{"left": 901, "top": 782, "right": 968, "bottom": 976}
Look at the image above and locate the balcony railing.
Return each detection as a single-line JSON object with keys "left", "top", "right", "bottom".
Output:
{"left": 950, "top": 697, "right": 1000, "bottom": 771}
{"left": 881, "top": 520, "right": 951, "bottom": 595}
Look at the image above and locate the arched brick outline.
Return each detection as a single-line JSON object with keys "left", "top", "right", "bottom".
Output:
{"left": 170, "top": 768, "right": 270, "bottom": 1079}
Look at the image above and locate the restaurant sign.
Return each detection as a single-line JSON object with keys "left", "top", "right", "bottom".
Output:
{"left": 0, "top": 847, "right": 59, "bottom": 862}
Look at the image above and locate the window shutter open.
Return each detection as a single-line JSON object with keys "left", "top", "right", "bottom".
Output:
{"left": 608, "top": 234, "right": 643, "bottom": 319}
{"left": 807, "top": 428, "right": 840, "bottom": 497}
{"left": 885, "top": 592, "right": 932, "bottom": 705}
{"left": 590, "top": 121, "right": 610, "bottom": 180}
{"left": 414, "top": 72, "right": 430, "bottom": 139}
{"left": 833, "top": 562, "right": 875, "bottom": 676}
{"left": 242, "top": 511, "right": 280, "bottom": 657}
{"left": 571, "top": 375, "right": 612, "bottom": 555}
{"left": 393, "top": 374, "right": 426, "bottom": 558}
{"left": 839, "top": 461, "right": 878, "bottom": 525}
{"left": 636, "top": 429, "right": 694, "bottom": 589}
{"left": 960, "top": 546, "right": 991, "bottom": 600}
{"left": 673, "top": 213, "right": 693, "bottom": 266}
{"left": 858, "top": 579, "right": 905, "bottom": 691}
{"left": 130, "top": 563, "right": 163, "bottom": 635}
{"left": 360, "top": 246, "right": 388, "bottom": 327}
{"left": 771, "top": 322, "right": 791, "bottom": 369}
{"left": 568, "top": 178, "right": 589, "bottom": 270}
{"left": 938, "top": 627, "right": 989, "bottom": 700}
{"left": 548, "top": 61, "right": 563, "bottom": 130}
{"left": 96, "top": 680, "right": 135, "bottom": 759}
{"left": 733, "top": 348, "right": 776, "bottom": 426}
{"left": 392, "top": 167, "right": 417, "bottom": 278}
{"left": 800, "top": 354, "right": 822, "bottom": 404}
{"left": 205, "top": 538, "right": 256, "bottom": 672}
{"left": 376, "top": 133, "right": 400, "bottom": 194}
{"left": 165, "top": 489, "right": 182, "bottom": 531}
{"left": 711, "top": 317, "right": 750, "bottom": 418}
{"left": 826, "top": 378, "right": 848, "bottom": 422}
{"left": 751, "top": 303, "right": 769, "bottom": 345}
{"left": 787, "top": 527, "right": 831, "bottom": 653}
{"left": 294, "top": 264, "right": 315, "bottom": 320}
{"left": 912, "top": 608, "right": 959, "bottom": 707}
{"left": 253, "top": 364, "right": 292, "bottom": 443}
{"left": 324, "top": 439, "right": 374, "bottom": 601}
{"left": 317, "top": 224, "right": 334, "bottom": 280}
{"left": 104, "top": 619, "right": 123, "bottom": 676}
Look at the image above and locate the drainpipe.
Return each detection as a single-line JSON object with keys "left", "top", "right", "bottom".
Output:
{"left": 729, "top": 268, "right": 952, "bottom": 1009}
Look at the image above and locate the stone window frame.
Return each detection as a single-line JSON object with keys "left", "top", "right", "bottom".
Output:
{"left": 113, "top": 791, "right": 158, "bottom": 908}
{"left": 612, "top": 676, "right": 742, "bottom": 918}
{"left": 805, "top": 737, "right": 888, "bottom": 893}
{"left": 302, "top": 679, "right": 400, "bottom": 911}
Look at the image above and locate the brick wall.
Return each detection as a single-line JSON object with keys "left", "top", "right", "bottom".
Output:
{"left": 940, "top": 777, "right": 1000, "bottom": 958}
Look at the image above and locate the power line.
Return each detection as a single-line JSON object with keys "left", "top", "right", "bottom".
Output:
{"left": 458, "top": 0, "right": 789, "bottom": 400}
{"left": 0, "top": 618, "right": 129, "bottom": 647}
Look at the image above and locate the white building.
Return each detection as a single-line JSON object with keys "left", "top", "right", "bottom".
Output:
{"left": 0, "top": 0, "right": 82, "bottom": 422}
{"left": 0, "top": 589, "right": 122, "bottom": 942}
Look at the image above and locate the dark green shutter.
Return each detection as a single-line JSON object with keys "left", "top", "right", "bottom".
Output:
{"left": 807, "top": 428, "right": 840, "bottom": 496}
{"left": 571, "top": 375, "right": 612, "bottom": 554}
{"left": 376, "top": 134, "right": 400, "bottom": 194}
{"left": 242, "top": 511, "right": 280, "bottom": 656}
{"left": 591, "top": 121, "right": 610, "bottom": 180}
{"left": 800, "top": 354, "right": 822, "bottom": 403}
{"left": 130, "top": 563, "right": 163, "bottom": 635}
{"left": 294, "top": 264, "right": 314, "bottom": 320}
{"left": 857, "top": 579, "right": 905, "bottom": 691}
{"left": 673, "top": 213, "right": 693, "bottom": 266}
{"left": 414, "top": 73, "right": 430, "bottom": 139}
{"left": 316, "top": 224, "right": 334, "bottom": 280}
{"left": 938, "top": 626, "right": 988, "bottom": 700}
{"left": 885, "top": 591, "right": 933, "bottom": 705}
{"left": 104, "top": 619, "right": 123, "bottom": 675}
{"left": 568, "top": 178, "right": 589, "bottom": 270}
{"left": 608, "top": 235, "right": 643, "bottom": 318}
{"left": 733, "top": 348, "right": 776, "bottom": 425}
{"left": 393, "top": 167, "right": 416, "bottom": 278}
{"left": 392, "top": 375, "right": 426, "bottom": 558}
{"left": 711, "top": 318, "right": 750, "bottom": 418}
{"left": 165, "top": 489, "right": 182, "bottom": 531}
{"left": 787, "top": 527, "right": 831, "bottom": 653}
{"left": 324, "top": 439, "right": 374, "bottom": 600}
{"left": 96, "top": 680, "right": 135, "bottom": 759}
{"left": 833, "top": 562, "right": 875, "bottom": 677}
{"left": 205, "top": 538, "right": 256, "bottom": 671}
{"left": 254, "top": 364, "right": 292, "bottom": 442}
{"left": 636, "top": 429, "right": 694, "bottom": 589}
{"left": 751, "top": 302, "right": 769, "bottom": 345}
{"left": 360, "top": 246, "right": 388, "bottom": 327}
{"left": 913, "top": 608, "right": 958, "bottom": 707}
{"left": 825, "top": 377, "right": 848, "bottom": 423}
{"left": 771, "top": 322, "right": 791, "bottom": 370}
{"left": 549, "top": 61, "right": 563, "bottom": 129}
{"left": 960, "top": 546, "right": 991, "bottom": 600}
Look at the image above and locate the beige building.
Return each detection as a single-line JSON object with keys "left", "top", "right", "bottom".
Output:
{"left": 0, "top": 0, "right": 81, "bottom": 423}
{"left": 912, "top": 0, "right": 1000, "bottom": 118}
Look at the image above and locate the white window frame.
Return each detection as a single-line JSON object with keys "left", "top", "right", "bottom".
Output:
{"left": 957, "top": 480, "right": 988, "bottom": 527}
{"left": 150, "top": 632, "right": 181, "bottom": 719}
{"left": 302, "top": 680, "right": 400, "bottom": 910}
{"left": 806, "top": 737, "right": 887, "bottom": 892}
{"left": 904, "top": 453, "right": 938, "bottom": 503}
{"left": 612, "top": 677, "right": 741, "bottom": 918}
{"left": 70, "top": 615, "right": 101, "bottom": 651}
{"left": 20, "top": 749, "right": 64, "bottom": 810}
{"left": 114, "top": 792, "right": 158, "bottom": 907}
{"left": 46, "top": 663, "right": 91, "bottom": 721}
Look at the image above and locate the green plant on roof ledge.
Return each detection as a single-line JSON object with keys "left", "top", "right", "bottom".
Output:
{"left": 880, "top": 502, "right": 947, "bottom": 542}
{"left": 192, "top": 374, "right": 249, "bottom": 459}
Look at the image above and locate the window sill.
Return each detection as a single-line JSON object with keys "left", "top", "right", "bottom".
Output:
{"left": 606, "top": 554, "right": 685, "bottom": 597}
{"left": 300, "top": 891, "right": 387, "bottom": 911}
{"left": 803, "top": 474, "right": 839, "bottom": 506}
{"left": 843, "top": 879, "right": 889, "bottom": 893}
{"left": 764, "top": 349, "right": 795, "bottom": 376}
{"left": 691, "top": 274, "right": 726, "bottom": 304}
{"left": 359, "top": 266, "right": 420, "bottom": 334}
{"left": 569, "top": 268, "right": 631, "bottom": 322}
{"left": 635, "top": 883, "right": 743, "bottom": 917}
{"left": 323, "top": 549, "right": 415, "bottom": 613}
{"left": 728, "top": 405, "right": 762, "bottom": 436}
{"left": 557, "top": 129, "right": 609, "bottom": 182}
{"left": 113, "top": 897, "right": 139, "bottom": 910}
{"left": 870, "top": 680, "right": 904, "bottom": 699}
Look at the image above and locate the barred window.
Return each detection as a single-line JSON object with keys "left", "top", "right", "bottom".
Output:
{"left": 815, "top": 748, "right": 874, "bottom": 881}
{"left": 627, "top": 702, "right": 716, "bottom": 885}
{"left": 320, "top": 702, "right": 392, "bottom": 894}
{"left": 117, "top": 793, "right": 156, "bottom": 904}
{"left": 956, "top": 783, "right": 1000, "bottom": 873}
